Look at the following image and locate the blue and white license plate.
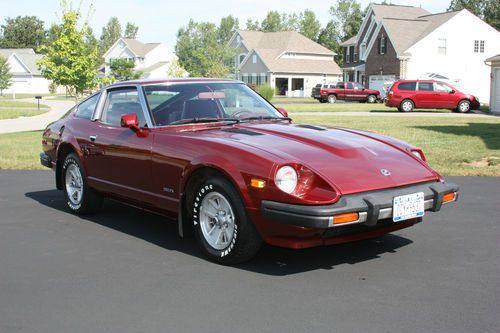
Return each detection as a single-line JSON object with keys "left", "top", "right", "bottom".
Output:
{"left": 393, "top": 192, "right": 425, "bottom": 222}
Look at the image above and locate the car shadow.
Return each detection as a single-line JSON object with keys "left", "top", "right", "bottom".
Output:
{"left": 414, "top": 122, "right": 500, "bottom": 150}
{"left": 25, "top": 189, "right": 414, "bottom": 276}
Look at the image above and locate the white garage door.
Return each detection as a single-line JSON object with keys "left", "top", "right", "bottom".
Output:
{"left": 493, "top": 68, "right": 500, "bottom": 114}
{"left": 369, "top": 75, "right": 396, "bottom": 98}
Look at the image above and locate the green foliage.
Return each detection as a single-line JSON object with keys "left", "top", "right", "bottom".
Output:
{"left": 261, "top": 11, "right": 283, "bottom": 32}
{"left": 0, "top": 55, "right": 12, "bottom": 96}
{"left": 124, "top": 22, "right": 139, "bottom": 39}
{"left": 317, "top": 20, "right": 339, "bottom": 52}
{"left": 38, "top": 1, "right": 99, "bottom": 98}
{"left": 109, "top": 58, "right": 141, "bottom": 81}
{"left": 99, "top": 17, "right": 122, "bottom": 56}
{"left": 218, "top": 15, "right": 239, "bottom": 43}
{"left": 448, "top": 0, "right": 499, "bottom": 30}
{"left": 245, "top": 19, "right": 260, "bottom": 30}
{"left": 0, "top": 16, "right": 46, "bottom": 50}
{"left": 299, "top": 10, "right": 321, "bottom": 40}
{"left": 175, "top": 18, "right": 236, "bottom": 78}
{"left": 166, "top": 58, "right": 187, "bottom": 77}
{"left": 257, "top": 84, "right": 274, "bottom": 101}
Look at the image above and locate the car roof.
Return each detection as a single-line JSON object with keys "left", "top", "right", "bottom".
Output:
{"left": 108, "top": 77, "right": 243, "bottom": 88}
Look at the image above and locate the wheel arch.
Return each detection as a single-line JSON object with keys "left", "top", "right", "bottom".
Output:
{"left": 55, "top": 142, "right": 81, "bottom": 190}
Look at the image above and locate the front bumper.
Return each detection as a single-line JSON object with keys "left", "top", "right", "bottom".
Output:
{"left": 40, "top": 152, "right": 52, "bottom": 168}
{"left": 261, "top": 181, "right": 458, "bottom": 229}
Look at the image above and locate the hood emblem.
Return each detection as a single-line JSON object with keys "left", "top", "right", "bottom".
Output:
{"left": 380, "top": 168, "right": 391, "bottom": 176}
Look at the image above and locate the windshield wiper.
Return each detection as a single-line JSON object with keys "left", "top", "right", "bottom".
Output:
{"left": 169, "top": 118, "right": 240, "bottom": 126}
{"left": 240, "top": 116, "right": 292, "bottom": 122}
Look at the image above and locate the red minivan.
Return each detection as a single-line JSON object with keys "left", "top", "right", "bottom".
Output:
{"left": 385, "top": 80, "right": 480, "bottom": 113}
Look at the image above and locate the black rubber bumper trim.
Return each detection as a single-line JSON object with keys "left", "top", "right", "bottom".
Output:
{"left": 261, "top": 181, "right": 459, "bottom": 229}
{"left": 40, "top": 152, "right": 52, "bottom": 168}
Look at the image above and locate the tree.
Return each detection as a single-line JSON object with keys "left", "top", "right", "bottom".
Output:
{"left": 38, "top": 1, "right": 99, "bottom": 98}
{"left": 124, "top": 22, "right": 139, "bottom": 39}
{"left": 330, "top": 0, "right": 363, "bottom": 41}
{"left": 99, "top": 17, "right": 122, "bottom": 56}
{"left": 299, "top": 10, "right": 321, "bottom": 40}
{"left": 261, "top": 11, "right": 283, "bottom": 32}
{"left": 218, "top": 15, "right": 239, "bottom": 44}
{"left": 317, "top": 20, "right": 340, "bottom": 52}
{"left": 245, "top": 19, "right": 260, "bottom": 30}
{"left": 448, "top": 0, "right": 499, "bottom": 30}
{"left": 166, "top": 58, "right": 187, "bottom": 77}
{"left": 109, "top": 58, "right": 141, "bottom": 81}
{"left": 175, "top": 19, "right": 235, "bottom": 77}
{"left": 0, "top": 55, "right": 12, "bottom": 96}
{"left": 0, "top": 16, "right": 46, "bottom": 50}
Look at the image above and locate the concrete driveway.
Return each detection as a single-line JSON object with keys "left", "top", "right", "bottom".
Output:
{"left": 0, "top": 171, "right": 499, "bottom": 333}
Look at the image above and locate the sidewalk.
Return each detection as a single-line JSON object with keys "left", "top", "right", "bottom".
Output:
{"left": 0, "top": 98, "right": 75, "bottom": 134}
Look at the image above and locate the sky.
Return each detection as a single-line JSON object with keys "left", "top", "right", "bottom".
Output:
{"left": 0, "top": 0, "right": 452, "bottom": 50}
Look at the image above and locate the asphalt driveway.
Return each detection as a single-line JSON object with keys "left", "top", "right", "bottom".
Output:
{"left": 0, "top": 171, "right": 498, "bottom": 332}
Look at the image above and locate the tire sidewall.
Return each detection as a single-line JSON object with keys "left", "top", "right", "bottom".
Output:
{"left": 62, "top": 154, "right": 85, "bottom": 212}
{"left": 192, "top": 178, "right": 245, "bottom": 261}
{"left": 457, "top": 100, "right": 470, "bottom": 113}
{"left": 400, "top": 99, "right": 414, "bottom": 112}
{"left": 328, "top": 95, "right": 336, "bottom": 103}
{"left": 368, "top": 95, "right": 376, "bottom": 103}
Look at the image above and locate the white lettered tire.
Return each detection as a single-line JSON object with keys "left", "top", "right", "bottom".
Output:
{"left": 192, "top": 176, "right": 261, "bottom": 264}
{"left": 62, "top": 153, "right": 103, "bottom": 214}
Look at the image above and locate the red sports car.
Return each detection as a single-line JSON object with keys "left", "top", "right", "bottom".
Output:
{"left": 40, "top": 78, "right": 458, "bottom": 264}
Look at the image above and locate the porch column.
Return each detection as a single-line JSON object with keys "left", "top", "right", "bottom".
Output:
{"left": 287, "top": 77, "right": 292, "bottom": 96}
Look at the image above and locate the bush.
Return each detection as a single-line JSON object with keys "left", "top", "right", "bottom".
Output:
{"left": 257, "top": 84, "right": 274, "bottom": 101}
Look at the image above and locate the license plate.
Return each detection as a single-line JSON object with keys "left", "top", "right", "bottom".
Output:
{"left": 393, "top": 192, "right": 425, "bottom": 222}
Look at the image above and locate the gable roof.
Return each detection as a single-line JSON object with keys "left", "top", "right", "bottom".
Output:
{"left": 0, "top": 48, "right": 35, "bottom": 58}
{"left": 235, "top": 30, "right": 341, "bottom": 75}
{"left": 103, "top": 38, "right": 161, "bottom": 58}
{"left": 0, "top": 48, "right": 42, "bottom": 75}
{"left": 371, "top": 4, "right": 430, "bottom": 20}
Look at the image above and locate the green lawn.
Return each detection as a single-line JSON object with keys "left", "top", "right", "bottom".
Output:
{"left": 274, "top": 101, "right": 449, "bottom": 113}
{"left": 0, "top": 93, "right": 56, "bottom": 99}
{"left": 1, "top": 116, "right": 499, "bottom": 176}
{"left": 0, "top": 100, "right": 50, "bottom": 120}
{"left": 0, "top": 100, "right": 49, "bottom": 108}
{"left": 292, "top": 115, "right": 500, "bottom": 176}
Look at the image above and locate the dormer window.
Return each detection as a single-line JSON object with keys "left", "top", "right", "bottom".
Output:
{"left": 252, "top": 54, "right": 257, "bottom": 63}
{"left": 236, "top": 35, "right": 241, "bottom": 44}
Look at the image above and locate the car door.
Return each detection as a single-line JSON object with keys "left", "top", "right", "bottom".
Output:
{"left": 351, "top": 82, "right": 365, "bottom": 101}
{"left": 414, "top": 81, "right": 435, "bottom": 108}
{"left": 84, "top": 86, "right": 155, "bottom": 203}
{"left": 345, "top": 82, "right": 355, "bottom": 101}
{"left": 433, "top": 82, "right": 457, "bottom": 108}
{"left": 336, "top": 82, "right": 346, "bottom": 100}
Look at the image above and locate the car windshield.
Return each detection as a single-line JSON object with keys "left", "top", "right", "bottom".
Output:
{"left": 144, "top": 82, "right": 284, "bottom": 126}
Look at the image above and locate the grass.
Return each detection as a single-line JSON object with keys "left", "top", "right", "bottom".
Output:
{"left": 292, "top": 115, "right": 500, "bottom": 176}
{"left": 0, "top": 100, "right": 49, "bottom": 108}
{"left": 0, "top": 93, "right": 55, "bottom": 99}
{"left": 0, "top": 131, "right": 45, "bottom": 170}
{"left": 1, "top": 116, "right": 499, "bottom": 176}
{"left": 274, "top": 101, "right": 449, "bottom": 113}
{"left": 0, "top": 109, "right": 49, "bottom": 120}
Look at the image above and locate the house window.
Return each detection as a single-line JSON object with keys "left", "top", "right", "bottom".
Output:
{"left": 379, "top": 35, "right": 386, "bottom": 55}
{"left": 345, "top": 47, "right": 350, "bottom": 63}
{"left": 252, "top": 55, "right": 257, "bottom": 64}
{"left": 261, "top": 73, "right": 267, "bottom": 84}
{"left": 239, "top": 53, "right": 246, "bottom": 65}
{"left": 354, "top": 49, "right": 358, "bottom": 62}
{"left": 474, "top": 40, "right": 485, "bottom": 53}
{"left": 236, "top": 35, "right": 241, "bottom": 44}
{"left": 438, "top": 38, "right": 447, "bottom": 55}
{"left": 349, "top": 46, "right": 355, "bottom": 62}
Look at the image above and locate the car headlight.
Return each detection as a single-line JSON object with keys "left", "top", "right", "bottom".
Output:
{"left": 275, "top": 166, "right": 298, "bottom": 194}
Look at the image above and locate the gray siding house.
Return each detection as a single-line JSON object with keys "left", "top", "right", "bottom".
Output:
{"left": 229, "top": 30, "right": 342, "bottom": 97}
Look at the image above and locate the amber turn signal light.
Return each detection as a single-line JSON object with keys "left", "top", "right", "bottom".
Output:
{"left": 333, "top": 212, "right": 360, "bottom": 225}
{"left": 443, "top": 192, "right": 456, "bottom": 204}
{"left": 250, "top": 178, "right": 266, "bottom": 188}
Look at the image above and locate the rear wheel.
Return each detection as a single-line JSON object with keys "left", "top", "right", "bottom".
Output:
{"left": 327, "top": 94, "right": 337, "bottom": 104}
{"left": 367, "top": 94, "right": 377, "bottom": 103}
{"left": 62, "top": 153, "right": 102, "bottom": 214}
{"left": 191, "top": 176, "right": 262, "bottom": 265}
{"left": 456, "top": 100, "right": 471, "bottom": 113}
{"left": 399, "top": 99, "right": 414, "bottom": 112}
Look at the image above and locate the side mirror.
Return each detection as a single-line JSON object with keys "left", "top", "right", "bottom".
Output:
{"left": 121, "top": 113, "right": 148, "bottom": 137}
{"left": 449, "top": 90, "right": 455, "bottom": 94}
{"left": 276, "top": 107, "right": 289, "bottom": 117}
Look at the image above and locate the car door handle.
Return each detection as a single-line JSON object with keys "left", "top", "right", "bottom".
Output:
{"left": 89, "top": 135, "right": 97, "bottom": 142}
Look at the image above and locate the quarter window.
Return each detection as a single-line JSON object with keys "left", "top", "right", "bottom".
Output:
{"left": 75, "top": 94, "right": 100, "bottom": 119}
{"left": 397, "top": 82, "right": 417, "bottom": 91}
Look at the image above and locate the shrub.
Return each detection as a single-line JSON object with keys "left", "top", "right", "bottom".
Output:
{"left": 257, "top": 84, "right": 274, "bottom": 101}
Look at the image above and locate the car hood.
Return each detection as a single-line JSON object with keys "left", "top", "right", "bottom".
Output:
{"left": 197, "top": 122, "right": 438, "bottom": 194}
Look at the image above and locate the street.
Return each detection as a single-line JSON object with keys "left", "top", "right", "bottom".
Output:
{"left": 0, "top": 171, "right": 499, "bottom": 332}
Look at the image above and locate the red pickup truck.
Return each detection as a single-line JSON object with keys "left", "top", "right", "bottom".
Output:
{"left": 312, "top": 82, "right": 380, "bottom": 104}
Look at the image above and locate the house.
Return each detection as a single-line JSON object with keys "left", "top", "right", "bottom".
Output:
{"left": 340, "top": 4, "right": 500, "bottom": 101}
{"left": 486, "top": 54, "right": 500, "bottom": 114}
{"left": 229, "top": 30, "right": 342, "bottom": 97}
{"left": 103, "top": 38, "right": 180, "bottom": 78}
{"left": 0, "top": 48, "right": 51, "bottom": 94}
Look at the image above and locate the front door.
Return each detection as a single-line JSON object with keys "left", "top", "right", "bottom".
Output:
{"left": 85, "top": 87, "right": 154, "bottom": 204}
{"left": 433, "top": 82, "right": 458, "bottom": 108}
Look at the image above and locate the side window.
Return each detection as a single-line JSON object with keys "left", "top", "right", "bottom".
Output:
{"left": 434, "top": 82, "right": 452, "bottom": 93}
{"left": 101, "top": 88, "right": 147, "bottom": 127}
{"left": 398, "top": 82, "right": 416, "bottom": 91}
{"left": 418, "top": 82, "right": 434, "bottom": 92}
{"left": 346, "top": 82, "right": 353, "bottom": 89}
{"left": 337, "top": 82, "right": 345, "bottom": 89}
{"left": 75, "top": 94, "right": 100, "bottom": 119}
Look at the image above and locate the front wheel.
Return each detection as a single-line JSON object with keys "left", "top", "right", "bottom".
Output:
{"left": 399, "top": 99, "right": 414, "bottom": 112}
{"left": 62, "top": 153, "right": 102, "bottom": 214}
{"left": 191, "top": 176, "right": 262, "bottom": 265}
{"left": 456, "top": 100, "right": 471, "bottom": 113}
{"left": 327, "top": 94, "right": 337, "bottom": 104}
{"left": 367, "top": 94, "right": 377, "bottom": 103}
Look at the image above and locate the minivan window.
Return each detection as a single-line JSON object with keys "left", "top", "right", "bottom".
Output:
{"left": 397, "top": 82, "right": 416, "bottom": 91}
{"left": 434, "top": 82, "right": 453, "bottom": 93}
{"left": 418, "top": 82, "right": 434, "bottom": 91}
